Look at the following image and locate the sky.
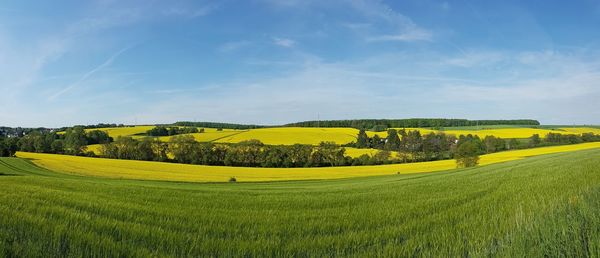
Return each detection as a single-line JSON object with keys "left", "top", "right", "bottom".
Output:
{"left": 1, "top": 0, "right": 600, "bottom": 127}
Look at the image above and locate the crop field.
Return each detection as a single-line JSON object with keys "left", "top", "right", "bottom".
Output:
{"left": 212, "top": 127, "right": 359, "bottom": 145}
{"left": 1, "top": 149, "right": 600, "bottom": 256}
{"left": 344, "top": 147, "right": 382, "bottom": 158}
{"left": 80, "top": 126, "right": 600, "bottom": 148}
{"left": 157, "top": 129, "right": 243, "bottom": 143}
{"left": 369, "top": 127, "right": 598, "bottom": 139}
{"left": 17, "top": 142, "right": 600, "bottom": 183}
{"left": 560, "top": 127, "right": 600, "bottom": 135}
{"left": 85, "top": 126, "right": 156, "bottom": 139}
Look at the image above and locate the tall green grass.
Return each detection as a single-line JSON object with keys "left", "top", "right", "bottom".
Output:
{"left": 1, "top": 150, "right": 600, "bottom": 256}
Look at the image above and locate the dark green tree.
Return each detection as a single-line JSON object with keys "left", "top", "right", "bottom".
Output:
{"left": 384, "top": 129, "right": 401, "bottom": 151}
{"left": 64, "top": 126, "right": 88, "bottom": 155}
{"left": 529, "top": 134, "right": 541, "bottom": 147}
{"left": 356, "top": 129, "right": 369, "bottom": 148}
{"left": 169, "top": 135, "right": 199, "bottom": 164}
{"left": 86, "top": 130, "right": 112, "bottom": 144}
{"left": 455, "top": 141, "right": 480, "bottom": 168}
{"left": 370, "top": 135, "right": 384, "bottom": 149}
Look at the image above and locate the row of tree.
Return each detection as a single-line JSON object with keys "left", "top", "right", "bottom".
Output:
{"left": 0, "top": 127, "right": 112, "bottom": 157}
{"left": 353, "top": 129, "right": 458, "bottom": 161}
{"left": 286, "top": 119, "right": 540, "bottom": 130}
{"left": 100, "top": 136, "right": 350, "bottom": 168}
{"left": 57, "top": 123, "right": 127, "bottom": 131}
{"left": 0, "top": 127, "right": 54, "bottom": 138}
{"left": 353, "top": 129, "right": 600, "bottom": 161}
{"left": 146, "top": 126, "right": 204, "bottom": 136}
{"left": 174, "top": 121, "right": 263, "bottom": 130}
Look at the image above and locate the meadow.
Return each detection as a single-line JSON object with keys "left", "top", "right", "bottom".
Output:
{"left": 1, "top": 149, "right": 600, "bottom": 256}
{"left": 17, "top": 141, "right": 600, "bottom": 182}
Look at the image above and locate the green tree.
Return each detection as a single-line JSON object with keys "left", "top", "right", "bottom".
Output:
{"left": 529, "top": 134, "right": 541, "bottom": 147}
{"left": 455, "top": 141, "right": 480, "bottom": 168}
{"left": 483, "top": 135, "right": 505, "bottom": 153}
{"left": 287, "top": 144, "right": 312, "bottom": 167}
{"left": 403, "top": 130, "right": 423, "bottom": 154}
{"left": 86, "top": 130, "right": 112, "bottom": 144}
{"left": 136, "top": 138, "right": 156, "bottom": 161}
{"left": 370, "top": 135, "right": 384, "bottom": 149}
{"left": 356, "top": 129, "right": 369, "bottom": 148}
{"left": 0, "top": 138, "right": 6, "bottom": 157}
{"left": 371, "top": 150, "right": 391, "bottom": 165}
{"left": 314, "top": 142, "right": 346, "bottom": 167}
{"left": 169, "top": 135, "right": 199, "bottom": 164}
{"left": 64, "top": 126, "right": 88, "bottom": 155}
{"left": 384, "top": 129, "right": 401, "bottom": 151}
{"left": 507, "top": 138, "right": 520, "bottom": 150}
{"left": 51, "top": 139, "right": 64, "bottom": 154}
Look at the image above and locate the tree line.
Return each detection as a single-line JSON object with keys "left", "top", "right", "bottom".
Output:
{"left": 99, "top": 136, "right": 350, "bottom": 168}
{"left": 351, "top": 129, "right": 600, "bottom": 163}
{"left": 3, "top": 125, "right": 600, "bottom": 169}
{"left": 146, "top": 126, "right": 204, "bottom": 136}
{"left": 0, "top": 127, "right": 112, "bottom": 157}
{"left": 174, "top": 121, "right": 264, "bottom": 130}
{"left": 285, "top": 119, "right": 540, "bottom": 130}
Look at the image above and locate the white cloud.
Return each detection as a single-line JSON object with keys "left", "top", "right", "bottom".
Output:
{"left": 367, "top": 30, "right": 432, "bottom": 42}
{"left": 442, "top": 51, "right": 505, "bottom": 67}
{"left": 273, "top": 37, "right": 296, "bottom": 48}
{"left": 131, "top": 49, "right": 600, "bottom": 125}
{"left": 218, "top": 40, "right": 251, "bottom": 53}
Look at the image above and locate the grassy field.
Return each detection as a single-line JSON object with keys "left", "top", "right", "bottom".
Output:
{"left": 16, "top": 142, "right": 600, "bottom": 183}
{"left": 2, "top": 149, "right": 600, "bottom": 256}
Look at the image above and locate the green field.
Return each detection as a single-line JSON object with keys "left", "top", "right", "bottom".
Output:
{"left": 1, "top": 149, "right": 600, "bottom": 256}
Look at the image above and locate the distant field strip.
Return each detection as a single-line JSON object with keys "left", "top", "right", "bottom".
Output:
{"left": 17, "top": 142, "right": 600, "bottom": 182}
{"left": 213, "top": 127, "right": 359, "bottom": 145}
{"left": 369, "top": 127, "right": 598, "bottom": 139}
{"left": 78, "top": 126, "right": 600, "bottom": 146}
{"left": 158, "top": 130, "right": 244, "bottom": 142}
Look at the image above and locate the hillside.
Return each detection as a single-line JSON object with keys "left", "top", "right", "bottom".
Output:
{"left": 1, "top": 149, "right": 600, "bottom": 256}
{"left": 16, "top": 141, "right": 600, "bottom": 182}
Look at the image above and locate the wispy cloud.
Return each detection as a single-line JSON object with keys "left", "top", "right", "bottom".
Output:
{"left": 218, "top": 40, "right": 251, "bottom": 52}
{"left": 135, "top": 48, "right": 600, "bottom": 125}
{"left": 348, "top": 0, "right": 433, "bottom": 43}
{"left": 273, "top": 37, "right": 296, "bottom": 48}
{"left": 367, "top": 30, "right": 432, "bottom": 42}
{"left": 442, "top": 50, "right": 505, "bottom": 67}
{"left": 48, "top": 46, "right": 132, "bottom": 100}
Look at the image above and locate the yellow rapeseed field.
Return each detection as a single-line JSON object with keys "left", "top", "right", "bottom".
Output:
{"left": 81, "top": 126, "right": 600, "bottom": 148}
{"left": 369, "top": 127, "right": 596, "bottom": 139}
{"left": 85, "top": 126, "right": 156, "bottom": 138}
{"left": 559, "top": 127, "right": 600, "bottom": 135}
{"left": 344, "top": 147, "right": 380, "bottom": 158}
{"left": 86, "top": 144, "right": 102, "bottom": 155}
{"left": 213, "top": 127, "right": 359, "bottom": 145}
{"left": 158, "top": 129, "right": 243, "bottom": 142}
{"left": 344, "top": 147, "right": 403, "bottom": 159}
{"left": 17, "top": 142, "right": 600, "bottom": 182}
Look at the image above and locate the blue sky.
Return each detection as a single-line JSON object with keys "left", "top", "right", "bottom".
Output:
{"left": 1, "top": 0, "right": 600, "bottom": 127}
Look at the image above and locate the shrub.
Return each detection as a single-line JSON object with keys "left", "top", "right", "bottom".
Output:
{"left": 455, "top": 141, "right": 480, "bottom": 168}
{"left": 229, "top": 177, "right": 237, "bottom": 183}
